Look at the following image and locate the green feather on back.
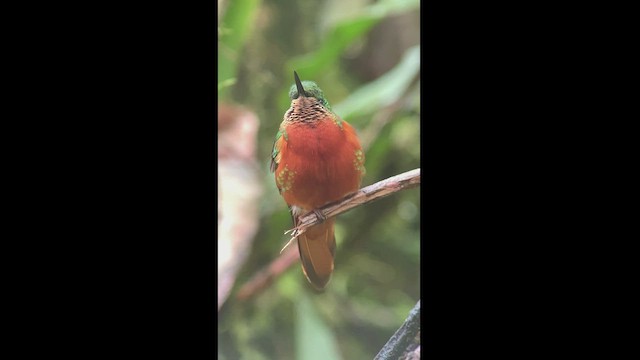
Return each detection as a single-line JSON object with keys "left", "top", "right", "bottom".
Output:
{"left": 270, "top": 127, "right": 288, "bottom": 173}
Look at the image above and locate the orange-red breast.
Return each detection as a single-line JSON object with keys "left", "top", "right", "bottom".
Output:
{"left": 270, "top": 71, "right": 365, "bottom": 290}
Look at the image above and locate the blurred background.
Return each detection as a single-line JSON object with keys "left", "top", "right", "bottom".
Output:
{"left": 218, "top": 0, "right": 420, "bottom": 358}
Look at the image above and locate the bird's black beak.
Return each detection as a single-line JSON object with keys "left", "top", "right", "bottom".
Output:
{"left": 294, "top": 71, "right": 306, "bottom": 98}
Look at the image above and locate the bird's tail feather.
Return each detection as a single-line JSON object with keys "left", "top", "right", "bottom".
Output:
{"left": 297, "top": 218, "right": 336, "bottom": 290}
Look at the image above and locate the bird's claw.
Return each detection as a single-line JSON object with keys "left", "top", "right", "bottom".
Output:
{"left": 313, "top": 209, "right": 326, "bottom": 223}
{"left": 280, "top": 209, "right": 325, "bottom": 254}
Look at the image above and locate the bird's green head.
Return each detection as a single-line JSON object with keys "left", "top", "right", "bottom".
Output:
{"left": 288, "top": 71, "right": 331, "bottom": 109}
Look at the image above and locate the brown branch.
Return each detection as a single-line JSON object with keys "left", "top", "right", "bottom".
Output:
{"left": 290, "top": 168, "right": 420, "bottom": 239}
{"left": 235, "top": 168, "right": 421, "bottom": 301}
{"left": 235, "top": 245, "right": 299, "bottom": 301}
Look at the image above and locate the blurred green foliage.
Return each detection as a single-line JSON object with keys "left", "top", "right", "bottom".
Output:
{"left": 218, "top": 0, "right": 420, "bottom": 358}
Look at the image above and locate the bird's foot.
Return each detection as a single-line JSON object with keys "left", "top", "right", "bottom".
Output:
{"left": 279, "top": 209, "right": 325, "bottom": 254}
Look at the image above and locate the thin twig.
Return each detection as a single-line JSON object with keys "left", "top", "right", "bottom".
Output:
{"left": 235, "top": 168, "right": 420, "bottom": 301}
{"left": 374, "top": 300, "right": 421, "bottom": 360}
{"left": 360, "top": 74, "right": 420, "bottom": 151}
{"left": 235, "top": 245, "right": 299, "bottom": 301}
{"left": 360, "top": 98, "right": 406, "bottom": 151}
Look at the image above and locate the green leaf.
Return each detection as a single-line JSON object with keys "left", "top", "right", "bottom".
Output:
{"left": 333, "top": 45, "right": 420, "bottom": 120}
{"left": 218, "top": 0, "right": 261, "bottom": 99}
{"left": 285, "top": 0, "right": 419, "bottom": 79}
{"left": 286, "top": 16, "right": 379, "bottom": 79}
{"left": 218, "top": 78, "right": 237, "bottom": 92}
{"left": 295, "top": 293, "right": 342, "bottom": 360}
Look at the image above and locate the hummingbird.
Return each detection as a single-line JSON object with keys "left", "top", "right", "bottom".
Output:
{"left": 270, "top": 71, "right": 366, "bottom": 290}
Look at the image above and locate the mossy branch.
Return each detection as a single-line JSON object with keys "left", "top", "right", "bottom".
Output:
{"left": 374, "top": 300, "right": 421, "bottom": 360}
